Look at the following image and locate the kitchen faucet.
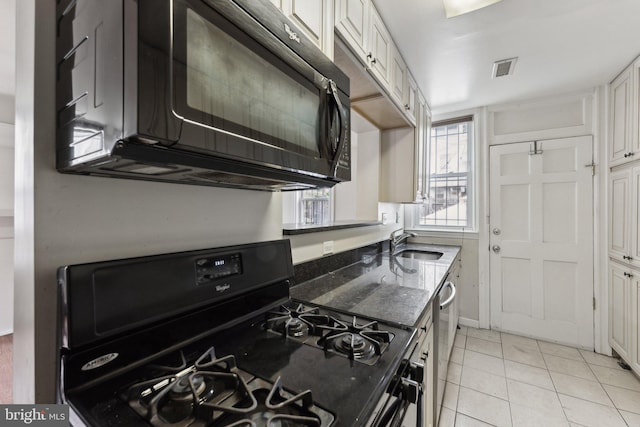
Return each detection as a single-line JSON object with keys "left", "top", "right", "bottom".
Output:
{"left": 389, "top": 229, "right": 417, "bottom": 254}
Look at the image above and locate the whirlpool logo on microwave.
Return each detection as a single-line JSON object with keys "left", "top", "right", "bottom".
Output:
{"left": 0, "top": 405, "right": 68, "bottom": 425}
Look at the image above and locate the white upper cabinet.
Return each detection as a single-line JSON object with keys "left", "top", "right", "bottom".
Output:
{"left": 367, "top": 7, "right": 392, "bottom": 87}
{"left": 609, "top": 163, "right": 640, "bottom": 270}
{"left": 610, "top": 166, "right": 631, "bottom": 262}
{"left": 334, "top": 0, "right": 369, "bottom": 62}
{"left": 390, "top": 45, "right": 407, "bottom": 107}
{"left": 379, "top": 93, "right": 429, "bottom": 203}
{"left": 633, "top": 58, "right": 640, "bottom": 162}
{"left": 405, "top": 72, "right": 418, "bottom": 124}
{"left": 609, "top": 65, "right": 638, "bottom": 166}
{"left": 272, "top": 0, "right": 334, "bottom": 58}
{"left": 609, "top": 67, "right": 631, "bottom": 164}
{"left": 335, "top": 0, "right": 425, "bottom": 129}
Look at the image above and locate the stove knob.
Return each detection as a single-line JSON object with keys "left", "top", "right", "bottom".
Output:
{"left": 409, "top": 361, "right": 424, "bottom": 383}
{"left": 400, "top": 378, "right": 420, "bottom": 404}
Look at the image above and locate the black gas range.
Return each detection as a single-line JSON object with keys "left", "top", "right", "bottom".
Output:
{"left": 57, "top": 240, "right": 417, "bottom": 427}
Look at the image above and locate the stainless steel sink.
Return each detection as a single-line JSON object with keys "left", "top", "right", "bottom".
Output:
{"left": 396, "top": 250, "right": 443, "bottom": 261}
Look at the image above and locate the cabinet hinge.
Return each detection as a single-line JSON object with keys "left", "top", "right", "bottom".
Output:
{"left": 593, "top": 297, "right": 596, "bottom": 310}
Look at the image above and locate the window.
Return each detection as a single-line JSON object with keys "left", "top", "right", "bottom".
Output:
{"left": 299, "top": 188, "right": 332, "bottom": 224}
{"left": 415, "top": 116, "right": 475, "bottom": 231}
{"left": 282, "top": 188, "right": 333, "bottom": 225}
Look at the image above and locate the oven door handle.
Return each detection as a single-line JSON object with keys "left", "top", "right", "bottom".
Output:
{"left": 327, "top": 79, "right": 348, "bottom": 176}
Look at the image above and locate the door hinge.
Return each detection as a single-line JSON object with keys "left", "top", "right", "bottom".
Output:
{"left": 593, "top": 297, "right": 596, "bottom": 310}
{"left": 585, "top": 161, "right": 596, "bottom": 177}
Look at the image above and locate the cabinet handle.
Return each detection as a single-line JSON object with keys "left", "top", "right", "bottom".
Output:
{"left": 624, "top": 272, "right": 634, "bottom": 278}
{"left": 623, "top": 255, "right": 633, "bottom": 261}
{"left": 371, "top": 58, "right": 377, "bottom": 64}
{"left": 624, "top": 152, "right": 635, "bottom": 158}
{"left": 404, "top": 104, "right": 410, "bottom": 110}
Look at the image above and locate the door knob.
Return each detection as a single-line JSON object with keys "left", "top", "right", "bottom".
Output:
{"left": 492, "top": 228, "right": 501, "bottom": 235}
{"left": 492, "top": 245, "right": 501, "bottom": 253}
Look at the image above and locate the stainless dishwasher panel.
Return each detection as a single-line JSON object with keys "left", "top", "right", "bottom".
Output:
{"left": 436, "top": 280, "right": 456, "bottom": 426}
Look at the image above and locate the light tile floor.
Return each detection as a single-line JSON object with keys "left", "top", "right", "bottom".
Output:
{"left": 439, "top": 327, "right": 640, "bottom": 427}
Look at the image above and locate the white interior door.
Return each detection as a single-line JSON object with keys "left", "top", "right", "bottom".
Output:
{"left": 489, "top": 136, "right": 594, "bottom": 349}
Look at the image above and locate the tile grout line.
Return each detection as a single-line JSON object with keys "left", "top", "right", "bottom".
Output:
{"left": 535, "top": 339, "right": 574, "bottom": 426}
{"left": 583, "top": 353, "right": 634, "bottom": 426}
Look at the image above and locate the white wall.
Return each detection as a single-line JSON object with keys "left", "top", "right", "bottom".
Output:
{"left": 0, "top": 0, "right": 15, "bottom": 337}
{"left": 0, "top": 122, "right": 13, "bottom": 335}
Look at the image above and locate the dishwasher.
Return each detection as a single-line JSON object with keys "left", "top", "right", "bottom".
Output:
{"left": 435, "top": 272, "right": 457, "bottom": 426}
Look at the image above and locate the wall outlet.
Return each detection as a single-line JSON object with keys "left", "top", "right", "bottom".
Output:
{"left": 322, "top": 240, "right": 334, "bottom": 255}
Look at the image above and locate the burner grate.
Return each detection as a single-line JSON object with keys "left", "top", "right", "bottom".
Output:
{"left": 264, "top": 303, "right": 321, "bottom": 339}
{"left": 122, "top": 347, "right": 334, "bottom": 427}
{"left": 315, "top": 316, "right": 394, "bottom": 365}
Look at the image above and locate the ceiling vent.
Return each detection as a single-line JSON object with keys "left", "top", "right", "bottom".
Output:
{"left": 492, "top": 57, "right": 517, "bottom": 78}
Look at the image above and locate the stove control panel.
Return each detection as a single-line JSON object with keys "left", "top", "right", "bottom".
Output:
{"left": 195, "top": 253, "right": 242, "bottom": 285}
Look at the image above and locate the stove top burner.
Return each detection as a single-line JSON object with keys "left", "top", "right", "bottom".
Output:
{"left": 123, "top": 347, "right": 334, "bottom": 427}
{"left": 264, "top": 302, "right": 395, "bottom": 365}
{"left": 315, "top": 316, "right": 394, "bottom": 365}
{"left": 265, "top": 304, "right": 320, "bottom": 339}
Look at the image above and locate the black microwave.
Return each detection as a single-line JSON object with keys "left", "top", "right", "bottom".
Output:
{"left": 56, "top": 0, "right": 350, "bottom": 191}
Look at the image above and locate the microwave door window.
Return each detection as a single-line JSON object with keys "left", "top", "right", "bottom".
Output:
{"left": 184, "top": 9, "right": 321, "bottom": 158}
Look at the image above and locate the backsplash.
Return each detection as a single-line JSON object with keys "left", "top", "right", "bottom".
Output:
{"left": 291, "top": 240, "right": 387, "bottom": 285}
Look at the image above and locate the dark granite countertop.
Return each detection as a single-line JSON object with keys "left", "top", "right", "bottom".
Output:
{"left": 290, "top": 244, "right": 460, "bottom": 327}
{"left": 282, "top": 220, "right": 382, "bottom": 235}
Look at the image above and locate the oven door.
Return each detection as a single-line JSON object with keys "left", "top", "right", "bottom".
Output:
{"left": 137, "top": 0, "right": 350, "bottom": 181}
{"left": 368, "top": 357, "right": 423, "bottom": 427}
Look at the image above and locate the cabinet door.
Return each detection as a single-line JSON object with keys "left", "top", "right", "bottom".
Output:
{"left": 414, "top": 93, "right": 427, "bottom": 200}
{"left": 448, "top": 264, "right": 460, "bottom": 354}
{"left": 424, "top": 325, "right": 434, "bottom": 427}
{"left": 633, "top": 59, "right": 640, "bottom": 161}
{"left": 368, "top": 7, "right": 392, "bottom": 87}
{"left": 610, "top": 166, "right": 631, "bottom": 262}
{"left": 609, "top": 67, "right": 633, "bottom": 165}
{"left": 632, "top": 167, "right": 640, "bottom": 269}
{"left": 335, "top": 0, "right": 369, "bottom": 62}
{"left": 380, "top": 127, "right": 418, "bottom": 202}
{"left": 632, "top": 274, "right": 640, "bottom": 376}
{"left": 390, "top": 44, "right": 407, "bottom": 107}
{"left": 405, "top": 72, "right": 418, "bottom": 124}
{"left": 280, "top": 0, "right": 333, "bottom": 58}
{"left": 609, "top": 262, "right": 632, "bottom": 360}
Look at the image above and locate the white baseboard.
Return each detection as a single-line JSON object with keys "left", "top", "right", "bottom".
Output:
{"left": 0, "top": 329, "right": 13, "bottom": 336}
{"left": 458, "top": 317, "right": 479, "bottom": 329}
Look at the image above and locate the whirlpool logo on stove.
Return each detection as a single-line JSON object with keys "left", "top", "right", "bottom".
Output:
{"left": 80, "top": 353, "right": 119, "bottom": 371}
{"left": 215, "top": 284, "right": 231, "bottom": 293}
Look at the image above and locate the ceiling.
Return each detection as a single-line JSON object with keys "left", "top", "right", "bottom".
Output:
{"left": 0, "top": 0, "right": 15, "bottom": 97}
{"left": 372, "top": 0, "right": 640, "bottom": 115}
